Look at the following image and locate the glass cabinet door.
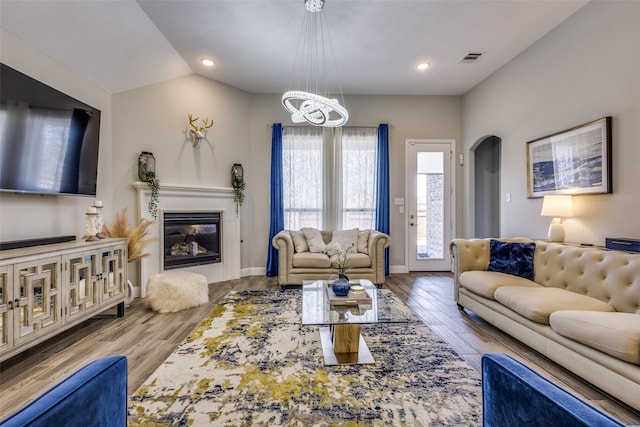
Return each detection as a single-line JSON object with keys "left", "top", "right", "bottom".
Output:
{"left": 14, "top": 257, "right": 62, "bottom": 345}
{"left": 64, "top": 252, "right": 100, "bottom": 320}
{"left": 100, "top": 247, "right": 126, "bottom": 306}
{"left": 0, "top": 266, "right": 13, "bottom": 356}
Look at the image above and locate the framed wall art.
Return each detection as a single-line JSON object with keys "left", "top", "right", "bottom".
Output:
{"left": 526, "top": 116, "right": 612, "bottom": 198}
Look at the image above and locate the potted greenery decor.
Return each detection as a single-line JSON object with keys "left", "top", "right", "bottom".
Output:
{"left": 144, "top": 171, "right": 160, "bottom": 219}
{"left": 231, "top": 163, "right": 245, "bottom": 215}
{"left": 138, "top": 152, "right": 159, "bottom": 219}
{"left": 326, "top": 243, "right": 354, "bottom": 296}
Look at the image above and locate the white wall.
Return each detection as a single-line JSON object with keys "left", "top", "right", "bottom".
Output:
{"left": 462, "top": 1, "right": 640, "bottom": 244}
{"left": 111, "top": 75, "right": 252, "bottom": 281}
{"left": 111, "top": 74, "right": 252, "bottom": 209}
{"left": 0, "top": 29, "right": 113, "bottom": 242}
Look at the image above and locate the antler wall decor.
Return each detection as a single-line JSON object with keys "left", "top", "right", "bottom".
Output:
{"left": 188, "top": 113, "right": 214, "bottom": 147}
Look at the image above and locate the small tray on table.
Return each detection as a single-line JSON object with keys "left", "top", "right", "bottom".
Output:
{"left": 325, "top": 283, "right": 372, "bottom": 306}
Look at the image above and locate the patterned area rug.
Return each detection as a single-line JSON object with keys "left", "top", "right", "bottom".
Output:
{"left": 129, "top": 290, "right": 482, "bottom": 426}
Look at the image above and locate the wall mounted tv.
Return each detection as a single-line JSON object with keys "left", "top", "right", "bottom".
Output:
{"left": 0, "top": 63, "right": 101, "bottom": 196}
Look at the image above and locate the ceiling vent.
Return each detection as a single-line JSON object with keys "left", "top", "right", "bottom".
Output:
{"left": 459, "top": 52, "right": 484, "bottom": 63}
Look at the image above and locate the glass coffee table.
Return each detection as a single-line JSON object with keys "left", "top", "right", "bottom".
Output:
{"left": 302, "top": 279, "right": 408, "bottom": 365}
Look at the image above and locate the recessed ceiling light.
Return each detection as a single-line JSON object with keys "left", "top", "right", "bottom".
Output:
{"left": 201, "top": 58, "right": 215, "bottom": 67}
{"left": 416, "top": 61, "right": 431, "bottom": 71}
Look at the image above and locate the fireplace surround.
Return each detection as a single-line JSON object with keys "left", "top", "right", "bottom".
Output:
{"left": 133, "top": 182, "right": 240, "bottom": 297}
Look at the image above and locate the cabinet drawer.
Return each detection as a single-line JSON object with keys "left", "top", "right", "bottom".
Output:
{"left": 605, "top": 238, "right": 640, "bottom": 253}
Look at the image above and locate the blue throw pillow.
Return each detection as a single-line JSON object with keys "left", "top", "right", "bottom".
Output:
{"left": 487, "top": 240, "right": 535, "bottom": 280}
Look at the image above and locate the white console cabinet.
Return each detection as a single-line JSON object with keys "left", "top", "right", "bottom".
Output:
{"left": 0, "top": 238, "right": 127, "bottom": 362}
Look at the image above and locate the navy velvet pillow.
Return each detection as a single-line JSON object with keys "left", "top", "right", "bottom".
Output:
{"left": 487, "top": 240, "right": 535, "bottom": 280}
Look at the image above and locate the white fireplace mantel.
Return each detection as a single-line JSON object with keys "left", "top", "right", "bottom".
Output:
{"left": 133, "top": 182, "right": 240, "bottom": 297}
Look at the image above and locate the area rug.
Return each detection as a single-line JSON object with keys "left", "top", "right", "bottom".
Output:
{"left": 128, "top": 290, "right": 482, "bottom": 426}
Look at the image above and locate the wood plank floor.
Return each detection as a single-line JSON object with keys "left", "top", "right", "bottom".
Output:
{"left": 1, "top": 273, "right": 639, "bottom": 423}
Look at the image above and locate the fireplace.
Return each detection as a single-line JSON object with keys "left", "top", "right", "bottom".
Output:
{"left": 163, "top": 212, "right": 221, "bottom": 270}
{"left": 134, "top": 182, "right": 240, "bottom": 298}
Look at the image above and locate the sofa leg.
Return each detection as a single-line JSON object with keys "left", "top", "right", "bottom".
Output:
{"left": 457, "top": 303, "right": 465, "bottom": 311}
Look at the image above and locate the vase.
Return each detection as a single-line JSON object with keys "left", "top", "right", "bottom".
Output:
{"left": 332, "top": 273, "right": 351, "bottom": 296}
{"left": 125, "top": 279, "right": 135, "bottom": 307}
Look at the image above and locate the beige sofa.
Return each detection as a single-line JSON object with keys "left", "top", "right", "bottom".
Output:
{"left": 450, "top": 238, "right": 640, "bottom": 410}
{"left": 272, "top": 229, "right": 390, "bottom": 286}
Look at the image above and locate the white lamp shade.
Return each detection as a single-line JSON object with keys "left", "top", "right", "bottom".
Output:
{"left": 541, "top": 195, "right": 573, "bottom": 218}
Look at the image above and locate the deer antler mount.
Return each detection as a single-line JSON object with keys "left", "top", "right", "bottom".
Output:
{"left": 188, "top": 113, "right": 214, "bottom": 147}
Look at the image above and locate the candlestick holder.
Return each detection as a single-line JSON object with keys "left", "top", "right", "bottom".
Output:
{"left": 85, "top": 210, "right": 99, "bottom": 241}
{"left": 94, "top": 201, "right": 105, "bottom": 239}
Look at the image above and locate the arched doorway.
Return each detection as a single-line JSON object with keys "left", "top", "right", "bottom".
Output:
{"left": 472, "top": 136, "right": 501, "bottom": 238}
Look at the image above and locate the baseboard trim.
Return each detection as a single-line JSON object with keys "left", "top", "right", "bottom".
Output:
{"left": 241, "top": 267, "right": 265, "bottom": 277}
{"left": 390, "top": 265, "right": 408, "bottom": 274}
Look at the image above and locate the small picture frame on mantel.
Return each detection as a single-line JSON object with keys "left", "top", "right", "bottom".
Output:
{"left": 526, "top": 116, "right": 612, "bottom": 198}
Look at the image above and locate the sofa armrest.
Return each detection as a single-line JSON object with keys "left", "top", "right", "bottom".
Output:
{"left": 482, "top": 353, "right": 626, "bottom": 426}
{"left": 449, "top": 238, "right": 492, "bottom": 273}
{"left": 368, "top": 230, "right": 390, "bottom": 284}
{"left": 449, "top": 238, "right": 536, "bottom": 303}
{"left": 272, "top": 231, "right": 295, "bottom": 284}
{"left": 272, "top": 230, "right": 294, "bottom": 253}
{"left": 449, "top": 239, "right": 491, "bottom": 303}
{"left": 1, "top": 356, "right": 128, "bottom": 427}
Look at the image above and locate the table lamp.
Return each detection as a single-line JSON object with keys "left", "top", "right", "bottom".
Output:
{"left": 541, "top": 195, "right": 573, "bottom": 242}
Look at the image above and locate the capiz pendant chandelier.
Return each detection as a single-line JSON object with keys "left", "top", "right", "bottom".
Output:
{"left": 282, "top": 0, "right": 348, "bottom": 127}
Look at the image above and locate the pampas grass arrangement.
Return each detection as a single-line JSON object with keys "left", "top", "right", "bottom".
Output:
{"left": 102, "top": 208, "right": 154, "bottom": 262}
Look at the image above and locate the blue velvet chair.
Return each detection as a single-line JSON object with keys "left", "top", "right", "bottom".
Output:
{"left": 482, "top": 353, "right": 629, "bottom": 427}
{"left": 1, "top": 356, "right": 127, "bottom": 427}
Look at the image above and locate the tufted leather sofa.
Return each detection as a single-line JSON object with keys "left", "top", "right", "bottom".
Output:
{"left": 450, "top": 238, "right": 640, "bottom": 410}
{"left": 272, "top": 229, "right": 390, "bottom": 287}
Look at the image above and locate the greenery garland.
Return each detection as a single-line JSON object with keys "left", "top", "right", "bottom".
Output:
{"left": 144, "top": 171, "right": 160, "bottom": 219}
{"left": 232, "top": 177, "right": 245, "bottom": 215}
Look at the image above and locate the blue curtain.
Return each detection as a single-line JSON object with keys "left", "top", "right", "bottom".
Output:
{"left": 266, "top": 123, "right": 284, "bottom": 277}
{"left": 375, "top": 124, "right": 390, "bottom": 275}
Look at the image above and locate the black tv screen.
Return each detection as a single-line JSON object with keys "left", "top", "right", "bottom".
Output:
{"left": 0, "top": 63, "right": 101, "bottom": 196}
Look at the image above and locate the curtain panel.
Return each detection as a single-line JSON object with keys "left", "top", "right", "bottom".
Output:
{"left": 375, "top": 123, "right": 390, "bottom": 275}
{"left": 266, "top": 123, "right": 283, "bottom": 277}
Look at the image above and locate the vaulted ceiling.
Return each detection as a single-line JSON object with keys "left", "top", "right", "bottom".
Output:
{"left": 0, "top": 0, "right": 588, "bottom": 95}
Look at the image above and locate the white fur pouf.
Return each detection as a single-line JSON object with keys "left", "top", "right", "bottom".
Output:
{"left": 146, "top": 271, "right": 209, "bottom": 313}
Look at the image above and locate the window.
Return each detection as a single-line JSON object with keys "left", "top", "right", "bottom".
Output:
{"left": 340, "top": 127, "right": 377, "bottom": 229}
{"left": 282, "top": 126, "right": 377, "bottom": 230}
{"left": 282, "top": 127, "right": 324, "bottom": 230}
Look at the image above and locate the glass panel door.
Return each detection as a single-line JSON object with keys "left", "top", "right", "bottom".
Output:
{"left": 101, "top": 247, "right": 126, "bottom": 305}
{"left": 14, "top": 257, "right": 62, "bottom": 345}
{"left": 65, "top": 252, "right": 99, "bottom": 319}
{"left": 407, "top": 141, "right": 453, "bottom": 271}
{"left": 0, "top": 266, "right": 13, "bottom": 354}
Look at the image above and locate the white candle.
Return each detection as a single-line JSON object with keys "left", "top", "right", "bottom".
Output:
{"left": 87, "top": 206, "right": 97, "bottom": 214}
{"left": 93, "top": 200, "right": 103, "bottom": 207}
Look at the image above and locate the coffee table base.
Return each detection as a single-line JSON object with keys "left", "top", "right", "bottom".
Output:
{"left": 319, "top": 326, "right": 375, "bottom": 365}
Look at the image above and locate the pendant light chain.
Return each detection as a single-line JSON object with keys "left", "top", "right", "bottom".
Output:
{"left": 282, "top": 0, "right": 349, "bottom": 127}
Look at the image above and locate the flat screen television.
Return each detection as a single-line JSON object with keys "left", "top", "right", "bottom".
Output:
{"left": 0, "top": 63, "right": 101, "bottom": 196}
